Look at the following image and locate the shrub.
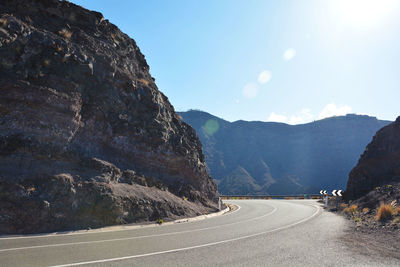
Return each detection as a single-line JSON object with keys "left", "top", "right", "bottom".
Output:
{"left": 344, "top": 204, "right": 357, "bottom": 215}
{"left": 362, "top": 207, "right": 370, "bottom": 214}
{"left": 58, "top": 28, "right": 72, "bottom": 39}
{"left": 376, "top": 203, "right": 393, "bottom": 221}
{"left": 340, "top": 203, "right": 348, "bottom": 209}
{"left": 353, "top": 217, "right": 362, "bottom": 223}
{"left": 156, "top": 218, "right": 164, "bottom": 224}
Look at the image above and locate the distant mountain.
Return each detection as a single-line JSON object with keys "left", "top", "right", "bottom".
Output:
{"left": 346, "top": 116, "right": 400, "bottom": 200}
{"left": 179, "top": 110, "right": 391, "bottom": 195}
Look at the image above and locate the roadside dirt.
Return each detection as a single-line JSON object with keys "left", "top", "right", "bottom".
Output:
{"left": 327, "top": 183, "right": 400, "bottom": 260}
{"left": 341, "top": 226, "right": 400, "bottom": 260}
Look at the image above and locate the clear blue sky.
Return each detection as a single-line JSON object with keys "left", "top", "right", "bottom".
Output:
{"left": 71, "top": 0, "right": 400, "bottom": 124}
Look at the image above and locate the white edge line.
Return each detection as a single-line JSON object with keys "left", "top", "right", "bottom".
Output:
{"left": 0, "top": 205, "right": 233, "bottom": 240}
{"left": 0, "top": 203, "right": 275, "bottom": 253}
{"left": 50, "top": 204, "right": 321, "bottom": 267}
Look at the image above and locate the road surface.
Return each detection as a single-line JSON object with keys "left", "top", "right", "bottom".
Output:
{"left": 0, "top": 200, "right": 398, "bottom": 266}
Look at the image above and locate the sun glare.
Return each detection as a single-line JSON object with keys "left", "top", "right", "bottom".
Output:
{"left": 335, "top": 0, "right": 399, "bottom": 29}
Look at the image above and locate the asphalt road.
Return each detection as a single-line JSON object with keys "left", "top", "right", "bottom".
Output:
{"left": 0, "top": 200, "right": 398, "bottom": 266}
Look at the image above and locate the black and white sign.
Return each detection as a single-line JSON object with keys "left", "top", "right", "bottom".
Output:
{"left": 332, "top": 189, "right": 342, "bottom": 196}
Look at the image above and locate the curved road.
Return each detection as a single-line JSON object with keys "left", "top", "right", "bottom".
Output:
{"left": 0, "top": 200, "right": 398, "bottom": 266}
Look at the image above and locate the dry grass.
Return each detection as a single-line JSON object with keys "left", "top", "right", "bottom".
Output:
{"left": 376, "top": 203, "right": 393, "bottom": 221}
{"left": 43, "top": 59, "right": 50, "bottom": 67}
{"left": 58, "top": 28, "right": 72, "bottom": 39}
{"left": 362, "top": 207, "right": 370, "bottom": 214}
{"left": 285, "top": 197, "right": 295, "bottom": 200}
{"left": 393, "top": 207, "right": 400, "bottom": 216}
{"left": 340, "top": 203, "right": 348, "bottom": 209}
{"left": 0, "top": 18, "right": 6, "bottom": 27}
{"left": 14, "top": 46, "right": 22, "bottom": 54}
{"left": 138, "top": 78, "right": 150, "bottom": 86}
{"left": 344, "top": 204, "right": 358, "bottom": 215}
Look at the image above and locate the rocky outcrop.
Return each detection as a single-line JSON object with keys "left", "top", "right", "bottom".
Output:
{"left": 346, "top": 117, "right": 400, "bottom": 200}
{"left": 0, "top": 0, "right": 218, "bottom": 234}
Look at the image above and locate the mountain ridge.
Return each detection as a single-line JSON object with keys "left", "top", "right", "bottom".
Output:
{"left": 179, "top": 110, "right": 391, "bottom": 195}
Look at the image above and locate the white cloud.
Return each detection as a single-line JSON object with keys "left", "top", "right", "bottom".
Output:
{"left": 268, "top": 108, "right": 313, "bottom": 125}
{"left": 242, "top": 83, "right": 259, "bottom": 99}
{"left": 268, "top": 104, "right": 353, "bottom": 125}
{"left": 288, "top": 108, "right": 313, "bottom": 125}
{"left": 283, "top": 48, "right": 296, "bottom": 61}
{"left": 318, "top": 103, "right": 352, "bottom": 119}
{"left": 258, "top": 70, "right": 272, "bottom": 84}
{"left": 267, "top": 112, "right": 288, "bottom": 123}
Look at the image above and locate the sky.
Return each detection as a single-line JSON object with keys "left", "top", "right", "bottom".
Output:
{"left": 71, "top": 0, "right": 400, "bottom": 124}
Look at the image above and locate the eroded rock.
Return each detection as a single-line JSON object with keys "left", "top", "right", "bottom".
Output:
{"left": 0, "top": 0, "right": 218, "bottom": 234}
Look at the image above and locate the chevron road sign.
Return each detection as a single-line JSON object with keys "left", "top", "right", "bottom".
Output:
{"left": 332, "top": 190, "right": 343, "bottom": 197}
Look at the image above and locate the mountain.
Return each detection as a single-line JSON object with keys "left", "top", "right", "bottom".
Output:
{"left": 346, "top": 116, "right": 400, "bottom": 200}
{"left": 0, "top": 0, "right": 218, "bottom": 234}
{"left": 179, "top": 110, "right": 391, "bottom": 195}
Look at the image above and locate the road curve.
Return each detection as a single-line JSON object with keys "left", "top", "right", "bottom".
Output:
{"left": 0, "top": 200, "right": 398, "bottom": 266}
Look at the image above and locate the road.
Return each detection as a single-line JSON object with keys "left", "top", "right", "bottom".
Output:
{"left": 0, "top": 200, "right": 398, "bottom": 266}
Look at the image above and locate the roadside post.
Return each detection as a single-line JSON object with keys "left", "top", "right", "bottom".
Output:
{"left": 332, "top": 189, "right": 342, "bottom": 210}
{"left": 319, "top": 190, "right": 328, "bottom": 209}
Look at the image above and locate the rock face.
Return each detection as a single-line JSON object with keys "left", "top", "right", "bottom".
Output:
{"left": 0, "top": 0, "right": 218, "bottom": 234}
{"left": 345, "top": 117, "right": 400, "bottom": 200}
{"left": 179, "top": 110, "right": 391, "bottom": 195}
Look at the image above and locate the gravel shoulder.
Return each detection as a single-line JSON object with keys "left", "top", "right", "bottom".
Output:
{"left": 327, "top": 184, "right": 400, "bottom": 260}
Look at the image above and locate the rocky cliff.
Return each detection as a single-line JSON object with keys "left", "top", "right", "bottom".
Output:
{"left": 0, "top": 0, "right": 218, "bottom": 234}
{"left": 179, "top": 110, "right": 391, "bottom": 195}
{"left": 346, "top": 117, "right": 400, "bottom": 200}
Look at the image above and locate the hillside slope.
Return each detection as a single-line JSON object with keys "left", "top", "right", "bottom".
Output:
{"left": 179, "top": 110, "right": 391, "bottom": 195}
{"left": 346, "top": 116, "right": 400, "bottom": 200}
{"left": 0, "top": 0, "right": 218, "bottom": 234}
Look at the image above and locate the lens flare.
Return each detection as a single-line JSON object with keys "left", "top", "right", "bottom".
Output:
{"left": 203, "top": 119, "right": 219, "bottom": 135}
